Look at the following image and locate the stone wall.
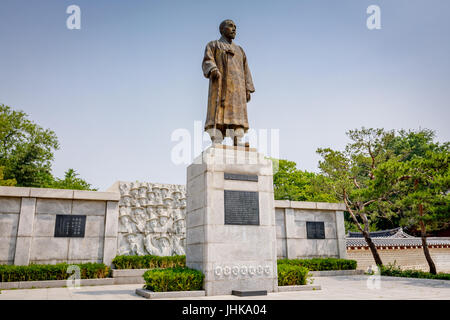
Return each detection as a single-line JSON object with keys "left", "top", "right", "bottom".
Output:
{"left": 0, "top": 186, "right": 119, "bottom": 265}
{"left": 3, "top": 184, "right": 450, "bottom": 274}
{"left": 347, "top": 247, "right": 450, "bottom": 273}
{"left": 274, "top": 200, "right": 347, "bottom": 259}
{"left": 109, "top": 180, "right": 348, "bottom": 264}
{"left": 1, "top": 184, "right": 348, "bottom": 267}
{"left": 0, "top": 196, "right": 20, "bottom": 265}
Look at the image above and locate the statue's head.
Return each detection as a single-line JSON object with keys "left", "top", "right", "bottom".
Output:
{"left": 219, "top": 19, "right": 236, "bottom": 40}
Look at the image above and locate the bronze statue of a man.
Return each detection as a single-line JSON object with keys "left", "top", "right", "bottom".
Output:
{"left": 202, "top": 19, "right": 255, "bottom": 146}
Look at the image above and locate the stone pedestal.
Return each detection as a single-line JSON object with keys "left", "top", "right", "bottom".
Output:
{"left": 186, "top": 145, "right": 278, "bottom": 296}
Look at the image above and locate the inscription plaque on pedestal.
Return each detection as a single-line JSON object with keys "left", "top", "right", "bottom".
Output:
{"left": 224, "top": 190, "right": 259, "bottom": 225}
{"left": 54, "top": 215, "right": 86, "bottom": 238}
{"left": 224, "top": 173, "right": 258, "bottom": 182}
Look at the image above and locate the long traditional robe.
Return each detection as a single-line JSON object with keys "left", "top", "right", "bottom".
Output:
{"left": 202, "top": 36, "right": 255, "bottom": 132}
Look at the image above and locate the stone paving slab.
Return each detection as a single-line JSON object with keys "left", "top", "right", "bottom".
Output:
{"left": 0, "top": 276, "right": 449, "bottom": 300}
{"left": 0, "top": 278, "right": 115, "bottom": 290}
{"left": 136, "top": 288, "right": 206, "bottom": 299}
{"left": 278, "top": 284, "right": 321, "bottom": 292}
{"left": 310, "top": 270, "right": 364, "bottom": 277}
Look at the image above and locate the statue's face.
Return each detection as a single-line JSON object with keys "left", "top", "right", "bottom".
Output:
{"left": 222, "top": 21, "right": 236, "bottom": 39}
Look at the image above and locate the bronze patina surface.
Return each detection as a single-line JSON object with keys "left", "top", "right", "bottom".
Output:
{"left": 202, "top": 20, "right": 255, "bottom": 146}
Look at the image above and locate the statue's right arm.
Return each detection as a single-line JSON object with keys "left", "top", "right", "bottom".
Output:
{"left": 202, "top": 41, "right": 217, "bottom": 78}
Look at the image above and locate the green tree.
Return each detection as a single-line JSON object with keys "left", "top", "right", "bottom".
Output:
{"left": 1, "top": 104, "right": 96, "bottom": 190}
{"left": 370, "top": 128, "right": 450, "bottom": 231}
{"left": 317, "top": 128, "right": 397, "bottom": 266}
{"left": 0, "top": 166, "right": 16, "bottom": 186}
{"left": 372, "top": 150, "right": 450, "bottom": 274}
{"left": 318, "top": 127, "right": 449, "bottom": 270}
{"left": 388, "top": 128, "right": 448, "bottom": 162}
{"left": 50, "top": 169, "right": 97, "bottom": 191}
{"left": 0, "top": 104, "right": 59, "bottom": 187}
{"left": 272, "top": 159, "right": 337, "bottom": 202}
{"left": 369, "top": 129, "right": 447, "bottom": 230}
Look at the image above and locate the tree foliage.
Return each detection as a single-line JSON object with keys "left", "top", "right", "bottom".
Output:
{"left": 0, "top": 104, "right": 59, "bottom": 187}
{"left": 317, "top": 127, "right": 402, "bottom": 266}
{"left": 0, "top": 166, "right": 16, "bottom": 186}
{"left": 318, "top": 128, "right": 449, "bottom": 232}
{"left": 0, "top": 104, "right": 95, "bottom": 190}
{"left": 388, "top": 128, "right": 448, "bottom": 162}
{"left": 317, "top": 128, "right": 397, "bottom": 229}
{"left": 373, "top": 150, "right": 449, "bottom": 232}
{"left": 272, "top": 159, "right": 337, "bottom": 202}
{"left": 49, "top": 168, "right": 97, "bottom": 191}
{"left": 371, "top": 149, "right": 449, "bottom": 274}
{"left": 317, "top": 127, "right": 449, "bottom": 269}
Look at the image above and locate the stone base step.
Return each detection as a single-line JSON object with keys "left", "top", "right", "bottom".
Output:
{"left": 232, "top": 290, "right": 267, "bottom": 297}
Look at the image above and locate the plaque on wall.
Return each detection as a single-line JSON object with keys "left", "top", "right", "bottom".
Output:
{"left": 306, "top": 221, "right": 325, "bottom": 239}
{"left": 54, "top": 215, "right": 86, "bottom": 238}
{"left": 224, "top": 173, "right": 258, "bottom": 182}
{"left": 224, "top": 190, "right": 259, "bottom": 225}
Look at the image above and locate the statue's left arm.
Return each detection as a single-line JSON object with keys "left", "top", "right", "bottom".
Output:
{"left": 242, "top": 48, "right": 255, "bottom": 94}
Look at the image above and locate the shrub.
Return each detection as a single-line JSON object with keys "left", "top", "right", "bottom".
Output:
{"left": 143, "top": 267, "right": 204, "bottom": 292}
{"left": 380, "top": 263, "right": 450, "bottom": 280}
{"left": 112, "top": 255, "right": 185, "bottom": 269}
{"left": 278, "top": 264, "right": 311, "bottom": 286}
{"left": 277, "top": 258, "right": 357, "bottom": 271}
{"left": 0, "top": 263, "right": 110, "bottom": 282}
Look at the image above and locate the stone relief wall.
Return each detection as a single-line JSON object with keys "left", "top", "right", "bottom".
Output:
{"left": 117, "top": 182, "right": 186, "bottom": 257}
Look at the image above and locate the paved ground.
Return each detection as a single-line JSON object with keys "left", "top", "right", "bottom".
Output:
{"left": 0, "top": 275, "right": 449, "bottom": 300}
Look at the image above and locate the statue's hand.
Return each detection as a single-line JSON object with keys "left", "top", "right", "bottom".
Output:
{"left": 246, "top": 91, "right": 251, "bottom": 102}
{"left": 210, "top": 69, "right": 221, "bottom": 80}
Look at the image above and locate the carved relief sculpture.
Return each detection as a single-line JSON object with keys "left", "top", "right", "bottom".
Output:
{"left": 117, "top": 181, "right": 187, "bottom": 256}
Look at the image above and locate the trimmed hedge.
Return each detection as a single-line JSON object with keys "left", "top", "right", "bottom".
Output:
{"left": 277, "top": 258, "right": 357, "bottom": 271}
{"left": 0, "top": 263, "right": 110, "bottom": 282}
{"left": 380, "top": 264, "right": 450, "bottom": 281}
{"left": 112, "top": 255, "right": 185, "bottom": 269}
{"left": 113, "top": 256, "right": 355, "bottom": 271}
{"left": 143, "top": 267, "right": 204, "bottom": 292}
{"left": 278, "top": 264, "right": 311, "bottom": 286}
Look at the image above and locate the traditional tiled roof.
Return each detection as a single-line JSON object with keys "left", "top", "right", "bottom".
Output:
{"left": 346, "top": 228, "right": 450, "bottom": 248}
{"left": 347, "top": 227, "right": 414, "bottom": 238}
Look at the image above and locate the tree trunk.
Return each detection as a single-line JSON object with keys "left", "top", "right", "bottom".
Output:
{"left": 363, "top": 231, "right": 383, "bottom": 266}
{"left": 360, "top": 212, "right": 383, "bottom": 267}
{"left": 343, "top": 196, "right": 383, "bottom": 267}
{"left": 419, "top": 204, "right": 437, "bottom": 274}
{"left": 420, "top": 235, "right": 437, "bottom": 274}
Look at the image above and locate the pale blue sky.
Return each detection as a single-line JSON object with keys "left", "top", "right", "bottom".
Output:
{"left": 1, "top": 0, "right": 449, "bottom": 190}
